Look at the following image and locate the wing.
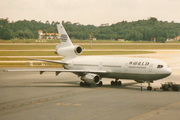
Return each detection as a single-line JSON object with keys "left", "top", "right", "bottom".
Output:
{"left": 4, "top": 58, "right": 109, "bottom": 76}
{"left": 29, "top": 58, "right": 68, "bottom": 65}
{"left": 3, "top": 68, "right": 108, "bottom": 76}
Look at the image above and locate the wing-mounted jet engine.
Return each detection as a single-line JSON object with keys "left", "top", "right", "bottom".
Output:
{"left": 80, "top": 73, "right": 102, "bottom": 86}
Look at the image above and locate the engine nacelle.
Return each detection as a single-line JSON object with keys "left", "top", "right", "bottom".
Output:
{"left": 56, "top": 45, "right": 83, "bottom": 57}
{"left": 81, "top": 73, "right": 100, "bottom": 84}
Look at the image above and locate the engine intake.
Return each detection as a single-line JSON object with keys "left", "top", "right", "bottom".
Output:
{"left": 81, "top": 73, "right": 100, "bottom": 84}
{"left": 74, "top": 46, "right": 83, "bottom": 55}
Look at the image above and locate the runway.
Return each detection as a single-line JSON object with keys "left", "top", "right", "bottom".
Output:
{"left": 0, "top": 49, "right": 180, "bottom": 120}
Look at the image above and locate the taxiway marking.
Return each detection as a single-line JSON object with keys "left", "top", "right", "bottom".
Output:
{"left": 56, "top": 103, "right": 82, "bottom": 106}
{"left": 0, "top": 89, "right": 96, "bottom": 110}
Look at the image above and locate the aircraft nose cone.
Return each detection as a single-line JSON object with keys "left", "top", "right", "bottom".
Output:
{"left": 166, "top": 68, "right": 172, "bottom": 76}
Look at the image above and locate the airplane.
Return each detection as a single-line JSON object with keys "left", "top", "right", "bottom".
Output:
{"left": 4, "top": 23, "right": 172, "bottom": 90}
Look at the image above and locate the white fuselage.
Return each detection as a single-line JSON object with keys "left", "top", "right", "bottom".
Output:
{"left": 63, "top": 56, "right": 172, "bottom": 81}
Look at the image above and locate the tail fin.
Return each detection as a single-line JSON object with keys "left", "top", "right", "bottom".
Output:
{"left": 56, "top": 23, "right": 83, "bottom": 58}
{"left": 57, "top": 23, "right": 73, "bottom": 47}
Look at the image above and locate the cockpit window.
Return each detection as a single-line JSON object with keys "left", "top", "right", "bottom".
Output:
{"left": 157, "top": 65, "right": 163, "bottom": 68}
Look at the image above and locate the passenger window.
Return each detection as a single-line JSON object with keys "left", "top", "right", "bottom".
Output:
{"left": 157, "top": 65, "right": 163, "bottom": 68}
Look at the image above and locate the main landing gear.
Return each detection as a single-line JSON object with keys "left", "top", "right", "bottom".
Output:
{"left": 111, "top": 79, "right": 122, "bottom": 86}
{"left": 147, "top": 81, "right": 152, "bottom": 90}
{"left": 80, "top": 82, "right": 90, "bottom": 87}
{"left": 80, "top": 81, "right": 103, "bottom": 87}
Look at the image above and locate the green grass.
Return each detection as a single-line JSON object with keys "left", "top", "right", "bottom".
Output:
{"left": 0, "top": 57, "right": 62, "bottom": 61}
{"left": 0, "top": 51, "right": 155, "bottom": 56}
{"left": 0, "top": 39, "right": 60, "bottom": 43}
{"left": 81, "top": 51, "right": 155, "bottom": 55}
{"left": 0, "top": 45, "right": 56, "bottom": 50}
{"left": 82, "top": 45, "right": 180, "bottom": 49}
{"left": 0, "top": 51, "right": 57, "bottom": 56}
{"left": 0, "top": 62, "right": 62, "bottom": 67}
{"left": 1, "top": 44, "right": 180, "bottom": 50}
{"left": 1, "top": 39, "right": 179, "bottom": 43}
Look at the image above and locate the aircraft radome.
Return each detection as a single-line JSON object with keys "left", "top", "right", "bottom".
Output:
{"left": 4, "top": 23, "right": 172, "bottom": 90}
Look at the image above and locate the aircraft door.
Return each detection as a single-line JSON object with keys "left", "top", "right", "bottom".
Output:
{"left": 124, "top": 63, "right": 128, "bottom": 71}
{"left": 99, "top": 62, "right": 103, "bottom": 70}
{"left": 149, "top": 64, "right": 153, "bottom": 72}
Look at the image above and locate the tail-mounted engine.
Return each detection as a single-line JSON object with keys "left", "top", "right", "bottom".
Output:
{"left": 55, "top": 45, "right": 83, "bottom": 57}
{"left": 81, "top": 73, "right": 101, "bottom": 84}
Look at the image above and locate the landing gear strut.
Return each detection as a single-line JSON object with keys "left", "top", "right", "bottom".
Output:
{"left": 147, "top": 81, "right": 152, "bottom": 90}
{"left": 111, "top": 79, "right": 122, "bottom": 86}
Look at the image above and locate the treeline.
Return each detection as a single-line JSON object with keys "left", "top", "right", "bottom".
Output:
{"left": 0, "top": 17, "right": 180, "bottom": 42}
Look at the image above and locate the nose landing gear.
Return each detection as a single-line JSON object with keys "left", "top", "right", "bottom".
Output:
{"left": 147, "top": 81, "right": 152, "bottom": 90}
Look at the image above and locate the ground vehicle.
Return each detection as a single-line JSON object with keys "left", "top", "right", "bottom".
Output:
{"left": 160, "top": 82, "right": 180, "bottom": 91}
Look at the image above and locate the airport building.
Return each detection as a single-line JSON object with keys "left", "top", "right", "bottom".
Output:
{"left": 174, "top": 35, "right": 180, "bottom": 41}
{"left": 38, "top": 30, "right": 60, "bottom": 39}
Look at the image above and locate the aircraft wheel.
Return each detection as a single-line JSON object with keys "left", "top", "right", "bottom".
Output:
{"left": 147, "top": 86, "right": 152, "bottom": 90}
{"left": 111, "top": 81, "right": 115, "bottom": 85}
{"left": 98, "top": 81, "right": 103, "bottom": 86}
{"left": 80, "top": 82, "right": 84, "bottom": 87}
{"left": 84, "top": 82, "right": 91, "bottom": 87}
{"left": 115, "top": 81, "right": 118, "bottom": 86}
{"left": 118, "top": 81, "right": 122, "bottom": 86}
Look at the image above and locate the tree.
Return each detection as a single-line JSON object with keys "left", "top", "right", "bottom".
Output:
{"left": 46, "top": 20, "right": 50, "bottom": 24}
{"left": 0, "top": 28, "right": 14, "bottom": 40}
{"left": 156, "top": 37, "right": 166, "bottom": 43}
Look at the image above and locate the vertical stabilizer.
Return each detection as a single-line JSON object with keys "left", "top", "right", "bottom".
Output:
{"left": 57, "top": 24, "right": 73, "bottom": 47}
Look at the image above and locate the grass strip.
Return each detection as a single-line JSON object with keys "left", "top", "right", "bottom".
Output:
{"left": 0, "top": 44, "right": 180, "bottom": 50}
{"left": 0, "top": 58, "right": 62, "bottom": 61}
{"left": 0, "top": 51, "right": 155, "bottom": 56}
{"left": 0, "top": 62, "right": 62, "bottom": 67}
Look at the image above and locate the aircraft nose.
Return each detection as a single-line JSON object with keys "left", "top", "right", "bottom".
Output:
{"left": 165, "top": 68, "right": 172, "bottom": 76}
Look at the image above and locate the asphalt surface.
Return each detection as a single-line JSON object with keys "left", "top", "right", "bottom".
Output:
{"left": 0, "top": 67, "right": 180, "bottom": 120}
{"left": 0, "top": 50, "right": 180, "bottom": 120}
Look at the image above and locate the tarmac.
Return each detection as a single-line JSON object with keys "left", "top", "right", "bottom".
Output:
{"left": 0, "top": 50, "right": 180, "bottom": 120}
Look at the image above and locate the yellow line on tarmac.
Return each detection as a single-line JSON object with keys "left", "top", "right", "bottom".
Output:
{"left": 56, "top": 103, "right": 62, "bottom": 105}
{"left": 73, "top": 104, "right": 82, "bottom": 106}
{"left": 5, "top": 106, "right": 12, "bottom": 109}
{"left": 14, "top": 104, "right": 21, "bottom": 107}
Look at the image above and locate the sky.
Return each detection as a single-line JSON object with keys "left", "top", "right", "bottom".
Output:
{"left": 0, "top": 0, "right": 180, "bottom": 26}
